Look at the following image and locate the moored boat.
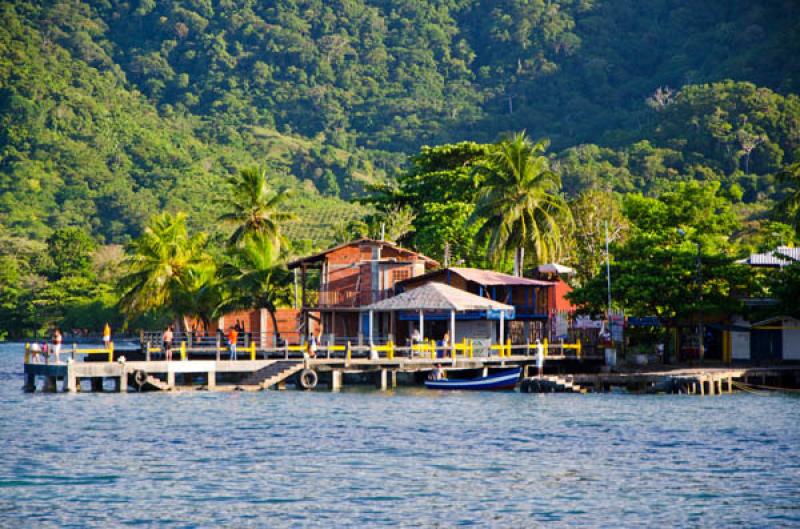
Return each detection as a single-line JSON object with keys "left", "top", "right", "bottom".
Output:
{"left": 424, "top": 367, "right": 521, "bottom": 391}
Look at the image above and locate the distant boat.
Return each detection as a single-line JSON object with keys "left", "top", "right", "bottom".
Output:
{"left": 425, "top": 368, "right": 521, "bottom": 391}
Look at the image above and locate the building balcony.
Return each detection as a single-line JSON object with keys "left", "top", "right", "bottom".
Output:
{"left": 316, "top": 288, "right": 395, "bottom": 309}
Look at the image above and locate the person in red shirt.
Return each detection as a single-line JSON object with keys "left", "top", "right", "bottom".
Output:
{"left": 227, "top": 327, "right": 238, "bottom": 360}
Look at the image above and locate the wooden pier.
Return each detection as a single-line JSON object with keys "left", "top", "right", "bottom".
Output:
{"left": 520, "top": 366, "right": 800, "bottom": 395}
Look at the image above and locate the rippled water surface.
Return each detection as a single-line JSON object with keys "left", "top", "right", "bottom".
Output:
{"left": 1, "top": 343, "right": 799, "bottom": 528}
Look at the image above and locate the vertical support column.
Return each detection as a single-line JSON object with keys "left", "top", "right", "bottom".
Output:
{"left": 207, "top": 371, "right": 216, "bottom": 389}
{"left": 331, "top": 369, "right": 342, "bottom": 391}
{"left": 708, "top": 377, "right": 715, "bottom": 396}
{"left": 499, "top": 310, "right": 505, "bottom": 353}
{"left": 44, "top": 376, "right": 57, "bottom": 392}
{"left": 24, "top": 373, "right": 36, "bottom": 392}
{"left": 167, "top": 369, "right": 175, "bottom": 388}
{"left": 66, "top": 364, "right": 77, "bottom": 393}
{"left": 378, "top": 369, "right": 388, "bottom": 391}
{"left": 390, "top": 370, "right": 397, "bottom": 389}
{"left": 728, "top": 376, "right": 733, "bottom": 393}
{"left": 699, "top": 378, "right": 705, "bottom": 396}
{"left": 450, "top": 309, "right": 456, "bottom": 353}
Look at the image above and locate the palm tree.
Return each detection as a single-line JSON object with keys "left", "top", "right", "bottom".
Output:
{"left": 217, "top": 166, "right": 296, "bottom": 248}
{"left": 118, "top": 212, "right": 210, "bottom": 321}
{"left": 217, "top": 233, "right": 292, "bottom": 345}
{"left": 776, "top": 161, "right": 800, "bottom": 232}
{"left": 470, "top": 132, "right": 573, "bottom": 275}
{"left": 172, "top": 262, "right": 222, "bottom": 332}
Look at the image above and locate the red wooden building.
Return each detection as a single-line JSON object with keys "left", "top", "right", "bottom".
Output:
{"left": 287, "top": 239, "right": 439, "bottom": 341}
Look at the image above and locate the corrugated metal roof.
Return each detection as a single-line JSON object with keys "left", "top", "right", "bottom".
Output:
{"left": 398, "top": 267, "right": 555, "bottom": 287}
{"left": 738, "top": 246, "right": 800, "bottom": 267}
{"left": 287, "top": 238, "right": 439, "bottom": 269}
{"left": 448, "top": 267, "right": 555, "bottom": 286}
{"left": 364, "top": 282, "right": 514, "bottom": 312}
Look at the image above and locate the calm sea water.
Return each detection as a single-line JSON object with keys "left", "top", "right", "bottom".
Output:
{"left": 0, "top": 343, "right": 798, "bottom": 528}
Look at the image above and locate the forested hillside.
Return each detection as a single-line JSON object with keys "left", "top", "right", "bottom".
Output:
{"left": 2, "top": 0, "right": 799, "bottom": 245}
{"left": 2, "top": 0, "right": 800, "bottom": 337}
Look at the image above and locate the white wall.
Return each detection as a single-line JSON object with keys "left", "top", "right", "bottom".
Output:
{"left": 782, "top": 319, "right": 800, "bottom": 360}
{"left": 732, "top": 331, "right": 751, "bottom": 360}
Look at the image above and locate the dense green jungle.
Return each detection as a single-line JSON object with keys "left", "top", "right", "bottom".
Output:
{"left": 1, "top": 0, "right": 799, "bottom": 337}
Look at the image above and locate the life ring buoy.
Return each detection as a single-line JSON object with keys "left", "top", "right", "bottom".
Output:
{"left": 298, "top": 369, "right": 318, "bottom": 390}
{"left": 134, "top": 370, "right": 148, "bottom": 388}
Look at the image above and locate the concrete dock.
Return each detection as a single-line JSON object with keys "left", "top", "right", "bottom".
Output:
{"left": 520, "top": 366, "right": 800, "bottom": 395}
{"left": 22, "top": 341, "right": 595, "bottom": 393}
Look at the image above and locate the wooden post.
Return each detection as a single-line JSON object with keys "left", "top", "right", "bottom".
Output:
{"left": 728, "top": 376, "right": 733, "bottom": 393}
{"left": 391, "top": 370, "right": 397, "bottom": 388}
{"left": 167, "top": 370, "right": 175, "bottom": 388}
{"left": 708, "top": 376, "right": 715, "bottom": 396}
{"left": 378, "top": 369, "right": 388, "bottom": 391}
{"left": 699, "top": 378, "right": 705, "bottom": 396}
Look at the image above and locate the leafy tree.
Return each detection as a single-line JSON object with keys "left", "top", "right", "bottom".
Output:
{"left": 471, "top": 132, "right": 572, "bottom": 273}
{"left": 775, "top": 161, "right": 800, "bottom": 233}
{"left": 46, "top": 227, "right": 96, "bottom": 279}
{"left": 569, "top": 190, "right": 628, "bottom": 284}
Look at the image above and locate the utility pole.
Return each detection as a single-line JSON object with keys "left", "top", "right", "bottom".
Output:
{"left": 605, "top": 221, "right": 612, "bottom": 322}
{"left": 696, "top": 242, "right": 704, "bottom": 362}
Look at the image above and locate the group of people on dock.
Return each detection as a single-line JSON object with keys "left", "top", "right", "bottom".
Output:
{"left": 28, "top": 323, "right": 112, "bottom": 364}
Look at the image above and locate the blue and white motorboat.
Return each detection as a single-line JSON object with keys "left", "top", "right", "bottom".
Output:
{"left": 424, "top": 367, "right": 521, "bottom": 391}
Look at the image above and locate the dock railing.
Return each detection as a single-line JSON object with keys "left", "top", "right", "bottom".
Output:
{"left": 24, "top": 336, "right": 589, "bottom": 364}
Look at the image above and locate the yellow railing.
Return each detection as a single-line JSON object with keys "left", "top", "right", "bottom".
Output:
{"left": 371, "top": 341, "right": 395, "bottom": 360}
{"left": 73, "top": 342, "right": 115, "bottom": 362}
{"left": 490, "top": 339, "right": 512, "bottom": 357}
{"left": 23, "top": 342, "right": 117, "bottom": 363}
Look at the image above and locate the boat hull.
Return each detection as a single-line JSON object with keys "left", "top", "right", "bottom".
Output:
{"left": 424, "top": 368, "right": 521, "bottom": 391}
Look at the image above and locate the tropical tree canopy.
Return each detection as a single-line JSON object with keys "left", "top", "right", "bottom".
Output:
{"left": 217, "top": 166, "right": 296, "bottom": 248}
{"left": 217, "top": 233, "right": 291, "bottom": 341}
{"left": 471, "top": 132, "right": 573, "bottom": 267}
{"left": 118, "top": 212, "right": 209, "bottom": 319}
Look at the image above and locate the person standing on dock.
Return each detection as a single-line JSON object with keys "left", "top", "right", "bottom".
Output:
{"left": 52, "top": 328, "right": 63, "bottom": 364}
{"left": 227, "top": 326, "right": 238, "bottom": 361}
{"left": 163, "top": 325, "right": 174, "bottom": 361}
{"left": 102, "top": 322, "right": 111, "bottom": 350}
{"left": 439, "top": 331, "right": 450, "bottom": 359}
{"left": 535, "top": 338, "right": 545, "bottom": 378}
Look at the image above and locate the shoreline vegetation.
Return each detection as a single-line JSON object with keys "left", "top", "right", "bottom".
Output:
{"left": 1, "top": 1, "right": 799, "bottom": 353}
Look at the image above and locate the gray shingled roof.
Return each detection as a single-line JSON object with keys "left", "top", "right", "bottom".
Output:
{"left": 737, "top": 246, "right": 800, "bottom": 267}
{"left": 364, "top": 282, "right": 514, "bottom": 312}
